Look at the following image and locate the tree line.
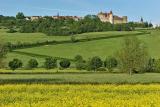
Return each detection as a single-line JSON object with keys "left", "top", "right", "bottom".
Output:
{"left": 0, "top": 12, "right": 153, "bottom": 36}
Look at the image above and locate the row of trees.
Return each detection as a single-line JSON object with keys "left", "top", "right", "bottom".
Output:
{"left": 8, "top": 58, "right": 71, "bottom": 71}
{"left": 8, "top": 56, "right": 116, "bottom": 71}
{"left": 8, "top": 54, "right": 160, "bottom": 74}
{"left": 128, "top": 22, "right": 153, "bottom": 29}
{"left": 19, "top": 15, "right": 132, "bottom": 36}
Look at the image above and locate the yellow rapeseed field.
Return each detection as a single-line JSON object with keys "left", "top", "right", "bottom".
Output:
{"left": 0, "top": 84, "right": 160, "bottom": 107}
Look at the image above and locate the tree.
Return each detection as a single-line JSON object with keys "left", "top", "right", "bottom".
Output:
{"left": 145, "top": 58, "right": 156, "bottom": 72}
{"left": 155, "top": 59, "right": 160, "bottom": 72}
{"left": 149, "top": 22, "right": 153, "bottom": 28}
{"left": 74, "top": 55, "right": 86, "bottom": 70}
{"left": 44, "top": 57, "right": 57, "bottom": 69}
{"left": 87, "top": 56, "right": 103, "bottom": 71}
{"left": 8, "top": 59, "right": 23, "bottom": 71}
{"left": 0, "top": 42, "right": 7, "bottom": 68}
{"left": 27, "top": 59, "right": 38, "bottom": 69}
{"left": 104, "top": 57, "right": 118, "bottom": 71}
{"left": 59, "top": 59, "right": 71, "bottom": 69}
{"left": 16, "top": 12, "right": 25, "bottom": 19}
{"left": 117, "top": 37, "right": 148, "bottom": 75}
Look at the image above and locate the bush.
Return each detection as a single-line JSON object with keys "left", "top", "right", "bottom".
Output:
{"left": 104, "top": 57, "right": 118, "bottom": 71}
{"left": 71, "top": 35, "right": 78, "bottom": 43}
{"left": 59, "top": 59, "right": 71, "bottom": 69}
{"left": 8, "top": 58, "right": 23, "bottom": 71}
{"left": 7, "top": 28, "right": 17, "bottom": 33}
{"left": 27, "top": 59, "right": 38, "bottom": 69}
{"left": 44, "top": 57, "right": 57, "bottom": 69}
{"left": 145, "top": 58, "right": 156, "bottom": 72}
{"left": 87, "top": 56, "right": 103, "bottom": 71}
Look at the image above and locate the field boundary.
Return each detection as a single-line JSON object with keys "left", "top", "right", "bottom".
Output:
{"left": 9, "top": 31, "right": 150, "bottom": 50}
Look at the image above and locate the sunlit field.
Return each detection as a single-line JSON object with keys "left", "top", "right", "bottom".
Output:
{"left": 5, "top": 30, "right": 160, "bottom": 66}
{"left": 0, "top": 84, "right": 160, "bottom": 107}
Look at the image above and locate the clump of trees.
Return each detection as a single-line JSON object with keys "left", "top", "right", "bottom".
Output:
{"left": 86, "top": 56, "right": 103, "bottom": 71}
{"left": 104, "top": 57, "right": 118, "bottom": 72}
{"left": 9, "top": 59, "right": 23, "bottom": 71}
{"left": 59, "top": 59, "right": 71, "bottom": 69}
{"left": 117, "top": 37, "right": 149, "bottom": 75}
{"left": 27, "top": 59, "right": 38, "bottom": 69}
{"left": 16, "top": 12, "right": 25, "bottom": 19}
{"left": 44, "top": 57, "right": 57, "bottom": 69}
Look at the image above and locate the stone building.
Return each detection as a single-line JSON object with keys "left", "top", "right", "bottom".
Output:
{"left": 97, "top": 11, "right": 128, "bottom": 24}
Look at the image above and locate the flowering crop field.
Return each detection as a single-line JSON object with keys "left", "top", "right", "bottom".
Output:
{"left": 0, "top": 85, "right": 160, "bottom": 107}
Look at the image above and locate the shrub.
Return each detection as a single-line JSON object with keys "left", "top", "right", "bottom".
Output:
{"left": 44, "top": 57, "right": 57, "bottom": 69}
{"left": 145, "top": 58, "right": 156, "bottom": 72}
{"left": 8, "top": 59, "right": 23, "bottom": 71}
{"left": 7, "top": 28, "right": 17, "bottom": 33}
{"left": 104, "top": 57, "right": 118, "bottom": 71}
{"left": 27, "top": 59, "right": 38, "bottom": 69}
{"left": 87, "top": 56, "right": 103, "bottom": 71}
{"left": 71, "top": 35, "right": 78, "bottom": 43}
{"left": 59, "top": 59, "right": 71, "bottom": 69}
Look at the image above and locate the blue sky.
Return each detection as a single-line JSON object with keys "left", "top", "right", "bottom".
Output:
{"left": 0, "top": 0, "right": 159, "bottom": 24}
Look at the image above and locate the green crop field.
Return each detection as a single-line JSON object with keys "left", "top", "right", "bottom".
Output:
{"left": 0, "top": 73, "right": 160, "bottom": 84}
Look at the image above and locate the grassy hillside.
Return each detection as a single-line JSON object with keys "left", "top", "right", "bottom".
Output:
{"left": 0, "top": 29, "right": 70, "bottom": 44}
{"left": 0, "top": 29, "right": 140, "bottom": 44}
{"left": 1, "top": 29, "right": 159, "bottom": 66}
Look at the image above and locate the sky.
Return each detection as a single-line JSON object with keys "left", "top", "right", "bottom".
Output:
{"left": 0, "top": 0, "right": 159, "bottom": 25}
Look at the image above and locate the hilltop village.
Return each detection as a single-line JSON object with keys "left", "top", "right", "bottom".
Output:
{"left": 25, "top": 11, "right": 128, "bottom": 24}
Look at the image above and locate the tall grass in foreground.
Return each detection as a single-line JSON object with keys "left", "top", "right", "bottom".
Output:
{"left": 0, "top": 84, "right": 160, "bottom": 107}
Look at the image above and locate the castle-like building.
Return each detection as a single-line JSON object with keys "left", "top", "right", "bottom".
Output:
{"left": 97, "top": 11, "right": 128, "bottom": 24}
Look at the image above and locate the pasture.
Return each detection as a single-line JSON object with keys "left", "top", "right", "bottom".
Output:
{"left": 4, "top": 29, "right": 160, "bottom": 66}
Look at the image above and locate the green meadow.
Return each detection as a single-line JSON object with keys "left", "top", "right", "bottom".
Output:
{"left": 0, "top": 28, "right": 159, "bottom": 66}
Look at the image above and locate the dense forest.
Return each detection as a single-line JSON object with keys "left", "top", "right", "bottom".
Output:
{"left": 0, "top": 13, "right": 153, "bottom": 36}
